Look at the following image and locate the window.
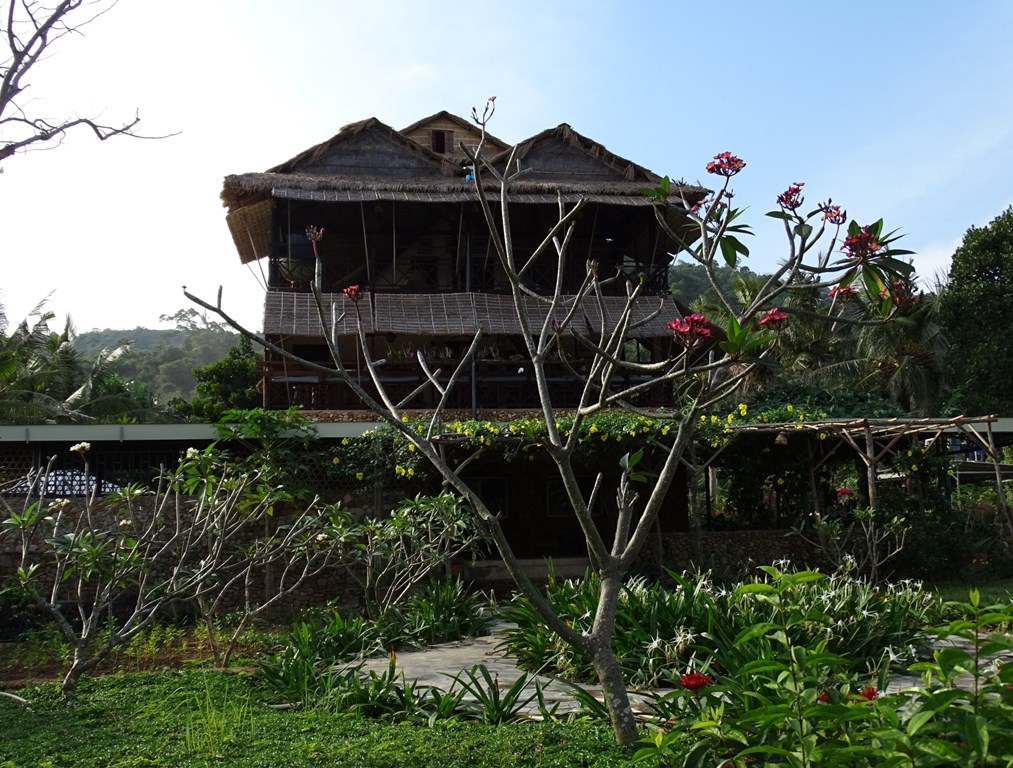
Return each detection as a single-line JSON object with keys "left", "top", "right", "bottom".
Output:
{"left": 431, "top": 129, "right": 454, "bottom": 154}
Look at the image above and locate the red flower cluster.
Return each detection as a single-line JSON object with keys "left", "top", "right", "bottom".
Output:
{"left": 828, "top": 284, "right": 858, "bottom": 302}
{"left": 777, "top": 182, "right": 805, "bottom": 211}
{"left": 837, "top": 486, "right": 855, "bottom": 501}
{"left": 680, "top": 671, "right": 713, "bottom": 692}
{"left": 343, "top": 284, "right": 363, "bottom": 302}
{"left": 667, "top": 313, "right": 712, "bottom": 348}
{"left": 857, "top": 685, "right": 878, "bottom": 701}
{"left": 758, "top": 307, "right": 789, "bottom": 331}
{"left": 706, "top": 152, "right": 746, "bottom": 177}
{"left": 821, "top": 201, "right": 847, "bottom": 225}
{"left": 879, "top": 280, "right": 918, "bottom": 308}
{"left": 842, "top": 226, "right": 882, "bottom": 262}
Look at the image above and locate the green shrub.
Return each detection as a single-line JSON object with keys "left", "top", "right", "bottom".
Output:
{"left": 261, "top": 577, "right": 491, "bottom": 707}
{"left": 500, "top": 563, "right": 939, "bottom": 687}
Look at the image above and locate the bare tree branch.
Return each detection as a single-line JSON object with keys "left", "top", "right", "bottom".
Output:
{"left": 0, "top": 0, "right": 175, "bottom": 164}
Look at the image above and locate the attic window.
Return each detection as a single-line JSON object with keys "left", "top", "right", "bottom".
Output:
{"left": 431, "top": 129, "right": 454, "bottom": 154}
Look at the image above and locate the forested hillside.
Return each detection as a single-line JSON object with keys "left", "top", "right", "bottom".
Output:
{"left": 77, "top": 310, "right": 241, "bottom": 405}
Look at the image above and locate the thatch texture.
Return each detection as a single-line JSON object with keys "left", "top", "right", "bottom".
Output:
{"left": 373, "top": 293, "right": 477, "bottom": 335}
{"left": 268, "top": 118, "right": 460, "bottom": 178}
{"left": 400, "top": 111, "right": 509, "bottom": 160}
{"left": 583, "top": 295, "right": 680, "bottom": 339}
{"left": 492, "top": 123, "right": 658, "bottom": 183}
{"left": 221, "top": 113, "right": 707, "bottom": 213}
{"left": 263, "top": 292, "right": 372, "bottom": 337}
{"left": 226, "top": 199, "right": 273, "bottom": 265}
{"left": 264, "top": 292, "right": 680, "bottom": 339}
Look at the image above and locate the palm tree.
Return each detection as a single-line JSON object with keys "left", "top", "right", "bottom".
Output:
{"left": 850, "top": 291, "right": 948, "bottom": 415}
{"left": 0, "top": 302, "right": 154, "bottom": 423}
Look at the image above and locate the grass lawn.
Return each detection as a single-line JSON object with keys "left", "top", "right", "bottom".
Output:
{"left": 931, "top": 578, "right": 1013, "bottom": 605}
{"left": 0, "top": 671, "right": 631, "bottom": 768}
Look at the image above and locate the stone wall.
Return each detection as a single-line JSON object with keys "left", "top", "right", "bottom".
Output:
{"left": 662, "top": 529, "right": 828, "bottom": 581}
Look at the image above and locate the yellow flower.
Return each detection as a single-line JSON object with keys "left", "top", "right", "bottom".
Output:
{"left": 395, "top": 465, "right": 406, "bottom": 476}
{"left": 407, "top": 468, "right": 415, "bottom": 478}
{"left": 777, "top": 478, "right": 785, "bottom": 486}
{"left": 910, "top": 465, "right": 918, "bottom": 472}
{"left": 401, "top": 415, "right": 409, "bottom": 423}
{"left": 661, "top": 425, "right": 670, "bottom": 435}
{"left": 786, "top": 404, "right": 794, "bottom": 413}
{"left": 332, "top": 457, "right": 340, "bottom": 465}
{"left": 711, "top": 415, "right": 719, "bottom": 424}
{"left": 355, "top": 472, "right": 364, "bottom": 481}
{"left": 341, "top": 438, "right": 350, "bottom": 446}
{"left": 738, "top": 403, "right": 748, "bottom": 416}
{"left": 819, "top": 432, "right": 827, "bottom": 440}
{"left": 407, "top": 443, "right": 416, "bottom": 452}
{"left": 589, "top": 424, "right": 598, "bottom": 434}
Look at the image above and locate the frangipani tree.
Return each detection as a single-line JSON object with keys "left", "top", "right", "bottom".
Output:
{"left": 188, "top": 101, "right": 914, "bottom": 745}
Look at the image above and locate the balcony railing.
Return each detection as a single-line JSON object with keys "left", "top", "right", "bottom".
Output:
{"left": 262, "top": 359, "right": 667, "bottom": 411}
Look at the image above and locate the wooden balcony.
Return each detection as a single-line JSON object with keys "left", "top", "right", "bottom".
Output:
{"left": 262, "top": 359, "right": 668, "bottom": 412}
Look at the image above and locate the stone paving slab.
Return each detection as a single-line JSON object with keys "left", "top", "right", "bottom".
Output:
{"left": 347, "top": 623, "right": 1012, "bottom": 716}
{"left": 347, "top": 622, "right": 653, "bottom": 716}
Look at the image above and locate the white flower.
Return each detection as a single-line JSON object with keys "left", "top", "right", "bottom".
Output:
{"left": 118, "top": 518, "right": 132, "bottom": 529}
{"left": 314, "top": 533, "right": 330, "bottom": 544}
{"left": 185, "top": 447, "right": 200, "bottom": 459}
{"left": 70, "top": 442, "right": 91, "bottom": 454}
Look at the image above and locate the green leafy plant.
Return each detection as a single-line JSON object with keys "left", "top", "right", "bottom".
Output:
{"left": 449, "top": 664, "right": 537, "bottom": 725}
{"left": 502, "top": 563, "right": 937, "bottom": 690}
{"left": 183, "top": 675, "right": 256, "bottom": 761}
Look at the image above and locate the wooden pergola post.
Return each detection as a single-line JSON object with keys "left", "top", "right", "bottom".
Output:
{"left": 864, "top": 421, "right": 878, "bottom": 510}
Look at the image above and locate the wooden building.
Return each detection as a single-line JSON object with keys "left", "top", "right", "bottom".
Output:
{"left": 218, "top": 111, "right": 705, "bottom": 562}
{"left": 220, "top": 111, "right": 705, "bottom": 415}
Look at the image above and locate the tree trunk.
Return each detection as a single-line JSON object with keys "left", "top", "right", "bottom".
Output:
{"left": 591, "top": 639, "right": 639, "bottom": 745}
{"left": 590, "top": 572, "right": 639, "bottom": 745}
{"left": 61, "top": 647, "right": 99, "bottom": 699}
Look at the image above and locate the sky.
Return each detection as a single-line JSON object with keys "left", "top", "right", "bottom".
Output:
{"left": 2, "top": 0, "right": 1013, "bottom": 334}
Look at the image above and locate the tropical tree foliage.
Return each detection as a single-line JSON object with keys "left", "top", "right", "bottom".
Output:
{"left": 177, "top": 336, "right": 261, "bottom": 422}
{"left": 0, "top": 302, "right": 154, "bottom": 423}
{"left": 939, "top": 206, "right": 1013, "bottom": 415}
{"left": 189, "top": 100, "right": 917, "bottom": 745}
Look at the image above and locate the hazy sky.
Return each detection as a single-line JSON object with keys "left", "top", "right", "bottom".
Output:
{"left": 2, "top": 0, "right": 1012, "bottom": 333}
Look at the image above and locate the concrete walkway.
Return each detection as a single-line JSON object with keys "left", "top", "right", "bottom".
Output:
{"left": 352, "top": 621, "right": 652, "bottom": 717}
{"left": 351, "top": 623, "right": 1013, "bottom": 717}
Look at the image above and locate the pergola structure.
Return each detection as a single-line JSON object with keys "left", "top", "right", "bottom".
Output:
{"left": 728, "top": 415, "right": 1012, "bottom": 534}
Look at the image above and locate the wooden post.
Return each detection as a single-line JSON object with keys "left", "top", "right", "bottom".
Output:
{"left": 986, "top": 420, "right": 1013, "bottom": 537}
{"left": 864, "top": 421, "right": 878, "bottom": 510}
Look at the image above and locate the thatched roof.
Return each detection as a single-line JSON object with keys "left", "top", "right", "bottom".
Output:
{"left": 399, "top": 110, "right": 510, "bottom": 156}
{"left": 490, "top": 123, "right": 658, "bottom": 184}
{"left": 263, "top": 291, "right": 687, "bottom": 339}
{"left": 221, "top": 112, "right": 706, "bottom": 213}
{"left": 268, "top": 117, "right": 460, "bottom": 178}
